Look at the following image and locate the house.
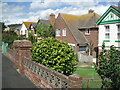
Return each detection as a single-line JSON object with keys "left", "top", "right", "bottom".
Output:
{"left": 20, "top": 22, "right": 37, "bottom": 38}
{"left": 96, "top": 5, "right": 120, "bottom": 53}
{"left": 53, "top": 10, "right": 100, "bottom": 58}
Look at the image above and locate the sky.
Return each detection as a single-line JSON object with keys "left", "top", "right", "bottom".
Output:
{"left": 0, "top": 0, "right": 119, "bottom": 25}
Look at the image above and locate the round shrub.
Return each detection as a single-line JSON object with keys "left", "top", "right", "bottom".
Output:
{"left": 31, "top": 37, "right": 77, "bottom": 76}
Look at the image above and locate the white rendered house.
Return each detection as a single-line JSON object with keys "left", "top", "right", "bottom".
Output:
{"left": 20, "top": 22, "right": 37, "bottom": 38}
{"left": 96, "top": 5, "right": 120, "bottom": 51}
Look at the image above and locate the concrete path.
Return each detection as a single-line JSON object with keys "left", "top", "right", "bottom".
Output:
{"left": 2, "top": 53, "right": 39, "bottom": 89}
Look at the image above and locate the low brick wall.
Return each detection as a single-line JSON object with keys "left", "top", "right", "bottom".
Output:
{"left": 23, "top": 57, "right": 82, "bottom": 88}
{"left": 6, "top": 47, "right": 14, "bottom": 62}
{"left": 5, "top": 40, "right": 83, "bottom": 89}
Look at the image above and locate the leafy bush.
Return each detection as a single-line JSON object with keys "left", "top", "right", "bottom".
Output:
{"left": 95, "top": 42, "right": 120, "bottom": 89}
{"left": 36, "top": 23, "right": 55, "bottom": 38}
{"left": 31, "top": 37, "right": 77, "bottom": 76}
{"left": 28, "top": 31, "right": 37, "bottom": 44}
{"left": 2, "top": 30, "right": 18, "bottom": 46}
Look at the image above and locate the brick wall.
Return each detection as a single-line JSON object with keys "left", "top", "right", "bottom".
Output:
{"left": 80, "top": 28, "right": 98, "bottom": 58}
{"left": 54, "top": 14, "right": 79, "bottom": 52}
{"left": 5, "top": 40, "right": 83, "bottom": 89}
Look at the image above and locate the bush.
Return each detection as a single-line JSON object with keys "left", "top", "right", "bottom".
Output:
{"left": 31, "top": 37, "right": 77, "bottom": 76}
{"left": 95, "top": 42, "right": 120, "bottom": 89}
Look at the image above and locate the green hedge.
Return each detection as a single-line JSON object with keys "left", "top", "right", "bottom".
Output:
{"left": 31, "top": 37, "right": 77, "bottom": 76}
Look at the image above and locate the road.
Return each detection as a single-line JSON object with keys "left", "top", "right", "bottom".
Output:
{"left": 2, "top": 53, "right": 39, "bottom": 89}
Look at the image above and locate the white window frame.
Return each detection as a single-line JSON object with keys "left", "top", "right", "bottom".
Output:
{"left": 68, "top": 43, "right": 75, "bottom": 51}
{"left": 56, "top": 29, "right": 60, "bottom": 37}
{"left": 79, "top": 46, "right": 86, "bottom": 52}
{"left": 85, "top": 29, "right": 90, "bottom": 35}
{"left": 105, "top": 26, "right": 110, "bottom": 39}
{"left": 62, "top": 28, "right": 66, "bottom": 36}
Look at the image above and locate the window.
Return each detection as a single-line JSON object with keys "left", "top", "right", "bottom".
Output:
{"left": 25, "top": 30, "right": 27, "bottom": 34}
{"left": 62, "top": 28, "right": 66, "bottom": 36}
{"left": 105, "top": 33, "right": 110, "bottom": 39}
{"left": 105, "top": 26, "right": 110, "bottom": 39}
{"left": 117, "top": 33, "right": 120, "bottom": 39}
{"left": 117, "top": 25, "right": 120, "bottom": 39}
{"left": 79, "top": 46, "right": 86, "bottom": 52}
{"left": 118, "top": 25, "right": 120, "bottom": 32}
{"left": 85, "top": 29, "right": 90, "bottom": 35}
{"left": 105, "top": 26, "right": 110, "bottom": 32}
{"left": 21, "top": 31, "right": 23, "bottom": 35}
{"left": 68, "top": 43, "right": 75, "bottom": 51}
{"left": 56, "top": 29, "right": 60, "bottom": 36}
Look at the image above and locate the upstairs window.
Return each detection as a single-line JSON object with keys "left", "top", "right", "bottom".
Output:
{"left": 62, "top": 28, "right": 66, "bottom": 36}
{"left": 118, "top": 25, "right": 120, "bottom": 32}
{"left": 85, "top": 29, "right": 90, "bottom": 35}
{"left": 117, "top": 25, "right": 120, "bottom": 39}
{"left": 56, "top": 29, "right": 60, "bottom": 36}
{"left": 105, "top": 26, "right": 110, "bottom": 39}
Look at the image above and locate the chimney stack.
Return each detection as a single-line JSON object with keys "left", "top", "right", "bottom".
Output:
{"left": 50, "top": 13, "right": 55, "bottom": 26}
{"left": 89, "top": 9, "right": 94, "bottom": 14}
{"left": 17, "top": 29, "right": 20, "bottom": 36}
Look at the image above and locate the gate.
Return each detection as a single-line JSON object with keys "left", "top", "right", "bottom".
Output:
{"left": 2, "top": 42, "right": 8, "bottom": 55}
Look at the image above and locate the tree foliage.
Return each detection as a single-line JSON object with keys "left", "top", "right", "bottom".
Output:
{"left": 28, "top": 31, "right": 37, "bottom": 44}
{"left": 30, "top": 37, "right": 77, "bottom": 76}
{"left": 86, "top": 41, "right": 94, "bottom": 56}
{"left": 2, "top": 30, "right": 18, "bottom": 46}
{"left": 36, "top": 23, "right": 55, "bottom": 38}
{"left": 95, "top": 42, "right": 120, "bottom": 89}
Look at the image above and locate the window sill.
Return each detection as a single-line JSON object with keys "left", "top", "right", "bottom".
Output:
{"left": 103, "top": 40, "right": 110, "bottom": 42}
{"left": 56, "top": 35, "right": 60, "bottom": 37}
{"left": 115, "top": 40, "right": 120, "bottom": 42}
{"left": 85, "top": 33, "right": 90, "bottom": 35}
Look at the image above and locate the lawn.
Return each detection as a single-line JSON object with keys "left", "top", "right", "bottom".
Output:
{"left": 74, "top": 67, "right": 102, "bottom": 88}
{"left": 74, "top": 67, "right": 100, "bottom": 78}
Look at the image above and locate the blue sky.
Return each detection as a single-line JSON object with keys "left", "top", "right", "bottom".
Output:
{"left": 0, "top": 0, "right": 119, "bottom": 25}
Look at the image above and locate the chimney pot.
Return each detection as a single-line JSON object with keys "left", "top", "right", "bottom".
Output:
{"left": 89, "top": 9, "right": 94, "bottom": 14}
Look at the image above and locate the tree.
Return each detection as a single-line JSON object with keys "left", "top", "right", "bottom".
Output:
{"left": 36, "top": 23, "right": 55, "bottom": 38}
{"left": 30, "top": 37, "right": 77, "bottom": 76}
{"left": 28, "top": 31, "right": 37, "bottom": 44}
{"left": 95, "top": 42, "right": 120, "bottom": 89}
{"left": 2, "top": 30, "right": 18, "bottom": 46}
{"left": 86, "top": 41, "right": 94, "bottom": 56}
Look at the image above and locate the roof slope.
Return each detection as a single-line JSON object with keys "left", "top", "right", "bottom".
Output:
{"left": 37, "top": 19, "right": 50, "bottom": 26}
{"left": 23, "top": 22, "right": 37, "bottom": 29}
{"left": 60, "top": 13, "right": 100, "bottom": 45}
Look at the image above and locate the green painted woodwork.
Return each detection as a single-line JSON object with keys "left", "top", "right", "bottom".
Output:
{"left": 96, "top": 6, "right": 120, "bottom": 25}
{"left": 115, "top": 40, "right": 120, "bottom": 42}
{"left": 103, "top": 40, "right": 110, "bottom": 42}
{"left": 100, "top": 19, "right": 120, "bottom": 25}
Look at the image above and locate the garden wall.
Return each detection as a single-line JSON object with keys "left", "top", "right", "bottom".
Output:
{"left": 5, "top": 40, "right": 83, "bottom": 89}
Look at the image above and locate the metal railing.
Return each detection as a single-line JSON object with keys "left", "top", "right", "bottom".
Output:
{"left": 75, "top": 69, "right": 95, "bottom": 80}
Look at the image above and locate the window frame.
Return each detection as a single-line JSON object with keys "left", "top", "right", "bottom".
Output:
{"left": 85, "top": 29, "right": 90, "bottom": 35}
{"left": 56, "top": 29, "right": 60, "bottom": 37}
{"left": 79, "top": 46, "right": 86, "bottom": 52}
{"left": 105, "top": 26, "right": 110, "bottom": 39}
{"left": 62, "top": 28, "right": 66, "bottom": 36}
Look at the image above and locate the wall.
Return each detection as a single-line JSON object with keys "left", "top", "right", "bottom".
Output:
{"left": 5, "top": 40, "right": 83, "bottom": 89}
{"left": 54, "top": 14, "right": 79, "bottom": 52}
{"left": 20, "top": 23, "right": 27, "bottom": 35}
{"left": 98, "top": 23, "right": 120, "bottom": 50}
{"left": 78, "top": 52, "right": 93, "bottom": 63}
{"left": 80, "top": 28, "right": 98, "bottom": 58}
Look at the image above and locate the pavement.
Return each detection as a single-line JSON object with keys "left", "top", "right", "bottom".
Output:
{"left": 2, "top": 53, "right": 39, "bottom": 89}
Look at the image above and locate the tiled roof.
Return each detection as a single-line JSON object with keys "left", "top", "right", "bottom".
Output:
{"left": 111, "top": 5, "right": 120, "bottom": 12}
{"left": 60, "top": 12, "right": 100, "bottom": 45}
{"left": 37, "top": 19, "right": 50, "bottom": 26}
{"left": 23, "top": 22, "right": 37, "bottom": 29}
